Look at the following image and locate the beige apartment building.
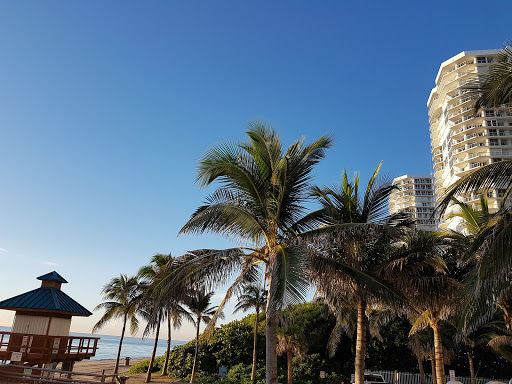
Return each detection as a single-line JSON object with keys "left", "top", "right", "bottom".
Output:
{"left": 389, "top": 175, "right": 437, "bottom": 231}
{"left": 427, "top": 49, "right": 512, "bottom": 230}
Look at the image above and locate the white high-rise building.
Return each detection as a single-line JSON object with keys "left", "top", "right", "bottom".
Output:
{"left": 389, "top": 175, "right": 437, "bottom": 231}
{"left": 427, "top": 49, "right": 512, "bottom": 230}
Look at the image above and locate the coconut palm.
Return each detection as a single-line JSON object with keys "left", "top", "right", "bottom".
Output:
{"left": 92, "top": 275, "right": 143, "bottom": 376}
{"left": 233, "top": 285, "right": 267, "bottom": 383}
{"left": 138, "top": 254, "right": 171, "bottom": 383}
{"left": 408, "top": 331, "right": 433, "bottom": 384}
{"left": 161, "top": 297, "right": 193, "bottom": 376}
{"left": 276, "top": 318, "right": 307, "bottom": 384}
{"left": 439, "top": 170, "right": 512, "bottom": 334}
{"left": 385, "top": 231, "right": 461, "bottom": 384}
{"left": 319, "top": 293, "right": 392, "bottom": 359}
{"left": 187, "top": 291, "right": 222, "bottom": 383}
{"left": 304, "top": 163, "right": 412, "bottom": 384}
{"left": 470, "top": 46, "right": 512, "bottom": 112}
{"left": 139, "top": 253, "right": 194, "bottom": 380}
{"left": 179, "top": 123, "right": 333, "bottom": 384}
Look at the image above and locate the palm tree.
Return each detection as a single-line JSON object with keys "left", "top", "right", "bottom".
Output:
{"left": 93, "top": 274, "right": 143, "bottom": 376}
{"left": 276, "top": 313, "right": 307, "bottom": 384}
{"left": 304, "top": 163, "right": 411, "bottom": 384}
{"left": 439, "top": 169, "right": 512, "bottom": 333}
{"left": 233, "top": 285, "right": 267, "bottom": 383}
{"left": 386, "top": 231, "right": 461, "bottom": 384}
{"left": 139, "top": 253, "right": 194, "bottom": 380}
{"left": 408, "top": 331, "right": 433, "bottom": 384}
{"left": 469, "top": 46, "right": 512, "bottom": 112}
{"left": 187, "top": 291, "right": 221, "bottom": 383}
{"left": 138, "top": 253, "right": 173, "bottom": 383}
{"left": 179, "top": 123, "right": 333, "bottom": 384}
{"left": 161, "top": 296, "right": 192, "bottom": 376}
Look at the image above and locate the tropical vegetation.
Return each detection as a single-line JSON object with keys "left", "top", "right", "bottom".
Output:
{"left": 97, "top": 75, "right": 512, "bottom": 384}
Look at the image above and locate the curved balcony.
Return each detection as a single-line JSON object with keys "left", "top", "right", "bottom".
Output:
{"left": 452, "top": 132, "right": 487, "bottom": 149}
{"left": 451, "top": 123, "right": 485, "bottom": 139}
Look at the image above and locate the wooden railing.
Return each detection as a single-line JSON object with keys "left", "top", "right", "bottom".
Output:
{"left": 0, "top": 331, "right": 99, "bottom": 363}
{"left": 0, "top": 364, "right": 129, "bottom": 384}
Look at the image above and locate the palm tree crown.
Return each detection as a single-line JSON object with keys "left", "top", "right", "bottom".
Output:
{"left": 179, "top": 123, "right": 333, "bottom": 384}
{"left": 93, "top": 274, "right": 143, "bottom": 375}
{"left": 304, "top": 163, "right": 411, "bottom": 384}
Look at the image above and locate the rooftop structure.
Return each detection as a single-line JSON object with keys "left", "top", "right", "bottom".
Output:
{"left": 428, "top": 49, "right": 512, "bottom": 230}
{"left": 389, "top": 174, "right": 437, "bottom": 231}
{"left": 0, "top": 271, "right": 98, "bottom": 368}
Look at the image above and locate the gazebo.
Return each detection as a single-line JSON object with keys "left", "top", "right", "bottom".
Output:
{"left": 0, "top": 271, "right": 99, "bottom": 370}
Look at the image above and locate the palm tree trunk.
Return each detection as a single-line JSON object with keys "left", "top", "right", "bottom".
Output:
{"left": 265, "top": 266, "right": 278, "bottom": 384}
{"left": 417, "top": 355, "right": 425, "bottom": 384}
{"left": 432, "top": 321, "right": 445, "bottom": 384}
{"left": 266, "top": 270, "right": 278, "bottom": 384}
{"left": 468, "top": 351, "right": 475, "bottom": 384}
{"left": 251, "top": 310, "right": 259, "bottom": 383}
{"left": 162, "top": 311, "right": 171, "bottom": 376}
{"left": 430, "top": 357, "right": 436, "bottom": 384}
{"left": 355, "top": 299, "right": 367, "bottom": 384}
{"left": 190, "top": 316, "right": 201, "bottom": 383}
{"left": 114, "top": 314, "right": 127, "bottom": 376}
{"left": 145, "top": 313, "right": 161, "bottom": 383}
{"left": 287, "top": 348, "right": 293, "bottom": 384}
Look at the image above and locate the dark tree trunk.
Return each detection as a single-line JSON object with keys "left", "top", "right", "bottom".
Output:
{"left": 162, "top": 311, "right": 172, "bottom": 376}
{"left": 145, "top": 313, "right": 161, "bottom": 383}
{"left": 430, "top": 358, "right": 436, "bottom": 384}
{"left": 114, "top": 314, "right": 127, "bottom": 376}
{"left": 190, "top": 316, "right": 201, "bottom": 383}
{"left": 266, "top": 270, "right": 278, "bottom": 384}
{"left": 417, "top": 355, "right": 425, "bottom": 384}
{"left": 251, "top": 309, "right": 259, "bottom": 383}
{"left": 468, "top": 351, "right": 475, "bottom": 384}
{"left": 354, "top": 299, "right": 367, "bottom": 384}
{"left": 287, "top": 349, "right": 293, "bottom": 384}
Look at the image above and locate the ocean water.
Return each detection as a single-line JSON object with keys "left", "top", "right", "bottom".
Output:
{"left": 0, "top": 326, "right": 186, "bottom": 361}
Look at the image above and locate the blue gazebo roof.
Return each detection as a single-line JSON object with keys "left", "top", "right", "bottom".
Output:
{"left": 0, "top": 272, "right": 92, "bottom": 317}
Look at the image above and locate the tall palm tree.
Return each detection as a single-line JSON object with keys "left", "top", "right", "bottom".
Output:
{"left": 161, "top": 296, "right": 192, "bottom": 376}
{"left": 187, "top": 291, "right": 221, "bottom": 383}
{"left": 304, "top": 163, "right": 411, "bottom": 384}
{"left": 233, "top": 285, "right": 267, "bottom": 383}
{"left": 139, "top": 253, "right": 194, "bottom": 380}
{"left": 138, "top": 253, "right": 174, "bottom": 383}
{"left": 179, "top": 123, "right": 333, "bottom": 384}
{"left": 92, "top": 275, "right": 143, "bottom": 376}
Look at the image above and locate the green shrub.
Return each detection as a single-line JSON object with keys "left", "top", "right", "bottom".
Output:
{"left": 226, "top": 363, "right": 265, "bottom": 384}
{"left": 127, "top": 356, "right": 165, "bottom": 374}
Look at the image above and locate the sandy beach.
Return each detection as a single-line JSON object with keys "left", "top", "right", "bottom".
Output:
{"left": 67, "top": 358, "right": 184, "bottom": 384}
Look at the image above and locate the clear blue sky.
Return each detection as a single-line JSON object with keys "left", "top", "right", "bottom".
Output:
{"left": 0, "top": 1, "right": 510, "bottom": 341}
